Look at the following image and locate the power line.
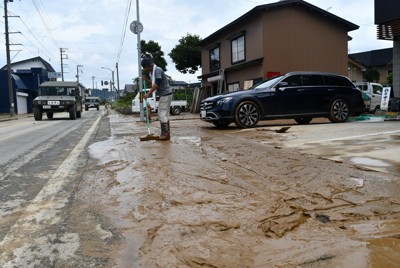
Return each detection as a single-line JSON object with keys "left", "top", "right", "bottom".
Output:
{"left": 31, "top": 0, "right": 62, "bottom": 49}
{"left": 4, "top": 6, "right": 59, "bottom": 65}
{"left": 116, "top": 0, "right": 133, "bottom": 64}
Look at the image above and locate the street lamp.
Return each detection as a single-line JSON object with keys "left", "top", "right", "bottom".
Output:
{"left": 101, "top": 67, "right": 115, "bottom": 92}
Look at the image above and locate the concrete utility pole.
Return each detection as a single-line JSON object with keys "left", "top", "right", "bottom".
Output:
{"left": 130, "top": 1, "right": 144, "bottom": 119}
{"left": 60, "top": 48, "right": 68, "bottom": 81}
{"left": 4, "top": 0, "right": 15, "bottom": 116}
{"left": 76, "top": 65, "right": 83, "bottom": 83}
{"left": 116, "top": 62, "right": 120, "bottom": 93}
{"left": 92, "top": 76, "right": 95, "bottom": 89}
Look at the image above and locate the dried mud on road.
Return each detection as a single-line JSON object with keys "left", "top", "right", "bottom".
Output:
{"left": 82, "top": 112, "right": 400, "bottom": 268}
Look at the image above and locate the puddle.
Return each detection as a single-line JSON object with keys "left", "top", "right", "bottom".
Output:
{"left": 341, "top": 177, "right": 364, "bottom": 188}
{"left": 350, "top": 157, "right": 391, "bottom": 167}
{"left": 350, "top": 220, "right": 400, "bottom": 267}
{"left": 177, "top": 136, "right": 202, "bottom": 146}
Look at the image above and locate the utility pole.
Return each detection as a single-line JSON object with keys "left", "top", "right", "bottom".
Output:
{"left": 130, "top": 0, "right": 144, "bottom": 121}
{"left": 60, "top": 48, "right": 68, "bottom": 81}
{"left": 4, "top": 0, "right": 15, "bottom": 116}
{"left": 76, "top": 65, "right": 83, "bottom": 83}
{"left": 92, "top": 76, "right": 95, "bottom": 89}
{"left": 116, "top": 62, "right": 120, "bottom": 93}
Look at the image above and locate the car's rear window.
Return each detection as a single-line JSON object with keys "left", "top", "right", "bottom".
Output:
{"left": 324, "top": 76, "right": 353, "bottom": 87}
{"left": 301, "top": 75, "right": 325, "bottom": 86}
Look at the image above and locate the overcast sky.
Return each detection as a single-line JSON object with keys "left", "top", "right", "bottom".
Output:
{"left": 0, "top": 0, "right": 393, "bottom": 89}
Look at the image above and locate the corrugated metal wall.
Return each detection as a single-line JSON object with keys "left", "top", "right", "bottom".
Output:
{"left": 262, "top": 7, "right": 349, "bottom": 76}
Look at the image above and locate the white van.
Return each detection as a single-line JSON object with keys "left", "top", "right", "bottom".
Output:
{"left": 354, "top": 82, "right": 383, "bottom": 113}
{"left": 131, "top": 92, "right": 157, "bottom": 113}
{"left": 131, "top": 92, "right": 188, "bottom": 115}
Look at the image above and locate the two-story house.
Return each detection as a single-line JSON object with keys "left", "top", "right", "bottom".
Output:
{"left": 199, "top": 0, "right": 358, "bottom": 97}
{"left": 349, "top": 48, "right": 393, "bottom": 84}
{"left": 0, "top": 56, "right": 55, "bottom": 114}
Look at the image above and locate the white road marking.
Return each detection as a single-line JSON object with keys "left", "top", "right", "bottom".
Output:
{"left": 303, "top": 130, "right": 400, "bottom": 144}
{"left": 0, "top": 115, "right": 101, "bottom": 266}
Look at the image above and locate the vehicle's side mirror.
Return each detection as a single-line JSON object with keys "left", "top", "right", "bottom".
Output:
{"left": 276, "top": 81, "right": 288, "bottom": 91}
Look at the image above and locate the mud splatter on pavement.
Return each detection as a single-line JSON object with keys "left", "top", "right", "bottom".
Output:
{"left": 84, "top": 112, "right": 400, "bottom": 267}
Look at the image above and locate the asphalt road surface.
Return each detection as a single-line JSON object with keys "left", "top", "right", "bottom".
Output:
{"left": 0, "top": 109, "right": 110, "bottom": 267}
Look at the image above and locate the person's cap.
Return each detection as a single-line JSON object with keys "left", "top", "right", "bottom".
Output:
{"left": 141, "top": 57, "right": 154, "bottom": 68}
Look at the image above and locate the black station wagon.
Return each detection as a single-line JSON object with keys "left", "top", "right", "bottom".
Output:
{"left": 200, "top": 72, "right": 365, "bottom": 128}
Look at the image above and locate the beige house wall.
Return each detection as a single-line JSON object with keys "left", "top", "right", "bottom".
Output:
{"left": 262, "top": 7, "right": 349, "bottom": 76}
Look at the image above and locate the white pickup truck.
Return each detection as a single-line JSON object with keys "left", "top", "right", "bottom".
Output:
{"left": 131, "top": 92, "right": 188, "bottom": 115}
{"left": 354, "top": 82, "right": 383, "bottom": 113}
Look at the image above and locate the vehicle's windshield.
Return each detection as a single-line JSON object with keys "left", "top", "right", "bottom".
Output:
{"left": 39, "top": 87, "right": 76, "bottom": 96}
{"left": 86, "top": 98, "right": 99, "bottom": 103}
{"left": 252, "top": 75, "right": 284, "bottom": 90}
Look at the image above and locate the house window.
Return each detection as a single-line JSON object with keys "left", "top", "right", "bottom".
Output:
{"left": 228, "top": 83, "right": 240, "bottom": 92}
{"left": 209, "top": 46, "right": 220, "bottom": 71}
{"left": 231, "top": 35, "right": 245, "bottom": 64}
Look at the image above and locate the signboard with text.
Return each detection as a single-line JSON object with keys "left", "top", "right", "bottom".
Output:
{"left": 380, "top": 87, "right": 391, "bottom": 111}
{"left": 48, "top": 72, "right": 62, "bottom": 79}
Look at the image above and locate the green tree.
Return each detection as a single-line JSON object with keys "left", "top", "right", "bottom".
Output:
{"left": 387, "top": 72, "right": 393, "bottom": 85}
{"left": 169, "top": 33, "right": 202, "bottom": 74}
{"left": 363, "top": 68, "right": 380, "bottom": 82}
{"left": 140, "top": 40, "right": 168, "bottom": 71}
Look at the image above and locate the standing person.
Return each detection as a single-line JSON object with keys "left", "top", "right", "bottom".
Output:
{"left": 141, "top": 57, "right": 172, "bottom": 140}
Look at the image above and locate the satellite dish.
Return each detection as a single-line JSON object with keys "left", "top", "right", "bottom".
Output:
{"left": 130, "top": 20, "right": 143, "bottom": 34}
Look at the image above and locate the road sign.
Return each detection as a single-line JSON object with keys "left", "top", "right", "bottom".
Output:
{"left": 130, "top": 21, "right": 143, "bottom": 34}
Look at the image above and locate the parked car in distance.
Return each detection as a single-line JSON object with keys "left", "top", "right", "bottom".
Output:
{"left": 131, "top": 92, "right": 188, "bottom": 115}
{"left": 200, "top": 72, "right": 365, "bottom": 128}
{"left": 84, "top": 96, "right": 100, "bottom": 111}
{"left": 354, "top": 82, "right": 383, "bottom": 113}
{"left": 361, "top": 92, "right": 371, "bottom": 112}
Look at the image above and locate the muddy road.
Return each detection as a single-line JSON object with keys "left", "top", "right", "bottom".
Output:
{"left": 85, "top": 111, "right": 400, "bottom": 267}
{"left": 1, "top": 110, "right": 399, "bottom": 267}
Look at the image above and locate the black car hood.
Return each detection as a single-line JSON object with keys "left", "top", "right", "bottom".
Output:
{"left": 203, "top": 89, "right": 258, "bottom": 102}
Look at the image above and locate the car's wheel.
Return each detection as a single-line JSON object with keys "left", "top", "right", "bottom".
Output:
{"left": 46, "top": 112, "right": 53, "bottom": 119}
{"left": 212, "top": 121, "right": 231, "bottom": 128}
{"left": 170, "top": 106, "right": 181, "bottom": 115}
{"left": 328, "top": 98, "right": 349, "bottom": 123}
{"left": 69, "top": 105, "right": 77, "bottom": 120}
{"left": 234, "top": 101, "right": 260, "bottom": 128}
{"left": 33, "top": 106, "right": 42, "bottom": 121}
{"left": 295, "top": 117, "right": 312, "bottom": 124}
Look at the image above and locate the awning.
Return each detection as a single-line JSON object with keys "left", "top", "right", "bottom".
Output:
{"left": 207, "top": 75, "right": 222, "bottom": 82}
